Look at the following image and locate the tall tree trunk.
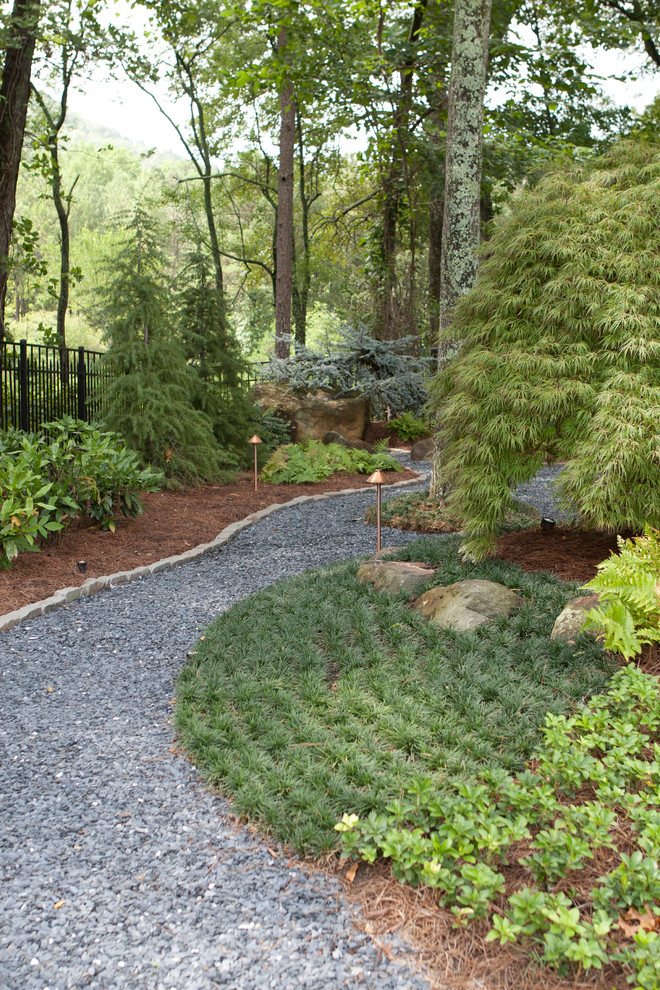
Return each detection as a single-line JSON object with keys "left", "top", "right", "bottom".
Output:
{"left": 431, "top": 0, "right": 492, "bottom": 495}
{"left": 376, "top": 0, "right": 427, "bottom": 342}
{"left": 274, "top": 27, "right": 295, "bottom": 360}
{"left": 292, "top": 111, "right": 311, "bottom": 350}
{"left": 428, "top": 190, "right": 443, "bottom": 351}
{"left": 437, "top": 0, "right": 491, "bottom": 356}
{"left": 0, "top": 0, "right": 40, "bottom": 344}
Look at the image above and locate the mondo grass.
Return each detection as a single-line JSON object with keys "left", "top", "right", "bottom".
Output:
{"left": 175, "top": 536, "right": 616, "bottom": 855}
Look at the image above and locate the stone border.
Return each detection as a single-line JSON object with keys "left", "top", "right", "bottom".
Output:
{"left": 0, "top": 470, "right": 427, "bottom": 632}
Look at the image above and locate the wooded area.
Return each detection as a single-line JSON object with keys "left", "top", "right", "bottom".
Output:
{"left": 1, "top": 0, "right": 656, "bottom": 359}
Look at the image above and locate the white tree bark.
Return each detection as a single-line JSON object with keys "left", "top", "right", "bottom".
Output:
{"left": 431, "top": 0, "right": 492, "bottom": 494}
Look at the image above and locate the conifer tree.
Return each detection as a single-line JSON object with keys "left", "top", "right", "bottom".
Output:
{"left": 428, "top": 141, "right": 660, "bottom": 560}
{"left": 99, "top": 209, "right": 237, "bottom": 483}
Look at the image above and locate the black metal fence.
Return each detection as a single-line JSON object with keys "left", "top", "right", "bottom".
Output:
{"left": 1, "top": 339, "right": 112, "bottom": 433}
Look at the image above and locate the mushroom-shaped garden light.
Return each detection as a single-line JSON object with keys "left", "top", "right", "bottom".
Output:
{"left": 248, "top": 435, "right": 263, "bottom": 492}
{"left": 367, "top": 469, "right": 388, "bottom": 552}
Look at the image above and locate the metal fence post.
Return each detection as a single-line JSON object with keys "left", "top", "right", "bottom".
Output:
{"left": 19, "top": 338, "right": 28, "bottom": 431}
{"left": 77, "top": 346, "right": 86, "bottom": 421}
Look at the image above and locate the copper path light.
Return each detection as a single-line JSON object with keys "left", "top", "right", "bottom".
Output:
{"left": 367, "top": 469, "right": 387, "bottom": 552}
{"left": 248, "top": 435, "right": 263, "bottom": 492}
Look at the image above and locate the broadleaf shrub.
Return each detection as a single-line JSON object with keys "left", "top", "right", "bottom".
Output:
{"left": 260, "top": 325, "right": 430, "bottom": 418}
{"left": 0, "top": 417, "right": 161, "bottom": 567}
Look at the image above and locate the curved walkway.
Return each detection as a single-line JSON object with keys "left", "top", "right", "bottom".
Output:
{"left": 0, "top": 478, "right": 434, "bottom": 990}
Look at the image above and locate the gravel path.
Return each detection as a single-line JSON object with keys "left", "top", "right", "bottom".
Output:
{"left": 1, "top": 465, "right": 435, "bottom": 990}
{"left": 0, "top": 458, "right": 566, "bottom": 990}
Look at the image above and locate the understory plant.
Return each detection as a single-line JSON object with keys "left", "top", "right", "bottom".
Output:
{"left": 260, "top": 438, "right": 401, "bottom": 484}
{"left": 364, "top": 489, "right": 539, "bottom": 534}
{"left": 261, "top": 324, "right": 430, "bottom": 418}
{"left": 0, "top": 417, "right": 161, "bottom": 567}
{"left": 386, "top": 411, "right": 432, "bottom": 442}
{"left": 337, "top": 665, "right": 660, "bottom": 986}
{"left": 582, "top": 526, "right": 660, "bottom": 659}
{"left": 428, "top": 141, "right": 660, "bottom": 560}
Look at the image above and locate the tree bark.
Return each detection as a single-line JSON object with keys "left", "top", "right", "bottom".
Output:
{"left": 431, "top": 0, "right": 492, "bottom": 495}
{"left": 274, "top": 27, "right": 295, "bottom": 360}
{"left": 0, "top": 0, "right": 41, "bottom": 344}
{"left": 437, "top": 0, "right": 492, "bottom": 360}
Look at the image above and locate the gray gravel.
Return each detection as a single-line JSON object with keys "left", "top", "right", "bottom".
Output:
{"left": 1, "top": 461, "right": 433, "bottom": 990}
{"left": 0, "top": 457, "right": 562, "bottom": 990}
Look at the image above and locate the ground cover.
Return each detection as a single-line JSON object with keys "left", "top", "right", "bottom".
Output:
{"left": 364, "top": 489, "right": 539, "bottom": 534}
{"left": 174, "top": 535, "right": 615, "bottom": 856}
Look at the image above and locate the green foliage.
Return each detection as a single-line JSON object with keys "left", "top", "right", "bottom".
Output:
{"left": 259, "top": 439, "right": 401, "bottom": 484}
{"left": 261, "top": 325, "right": 430, "bottom": 418}
{"left": 365, "top": 489, "right": 539, "bottom": 534}
{"left": 0, "top": 417, "right": 161, "bottom": 568}
{"left": 174, "top": 536, "right": 613, "bottom": 854}
{"left": 428, "top": 141, "right": 660, "bottom": 560}
{"left": 582, "top": 526, "right": 660, "bottom": 659}
{"left": 254, "top": 407, "right": 293, "bottom": 453}
{"left": 386, "top": 411, "right": 432, "bottom": 442}
{"left": 337, "top": 665, "right": 660, "bottom": 983}
{"left": 98, "top": 210, "right": 240, "bottom": 484}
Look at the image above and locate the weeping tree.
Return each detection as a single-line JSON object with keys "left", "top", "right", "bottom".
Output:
{"left": 428, "top": 141, "right": 660, "bottom": 560}
{"left": 99, "top": 210, "right": 239, "bottom": 484}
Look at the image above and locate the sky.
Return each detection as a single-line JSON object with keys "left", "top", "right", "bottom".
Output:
{"left": 62, "top": 11, "right": 659, "bottom": 157}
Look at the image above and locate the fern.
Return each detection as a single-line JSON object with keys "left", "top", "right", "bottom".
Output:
{"left": 260, "top": 441, "right": 402, "bottom": 484}
{"left": 582, "top": 527, "right": 660, "bottom": 659}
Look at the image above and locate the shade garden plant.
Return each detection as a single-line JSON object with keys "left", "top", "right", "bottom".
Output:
{"left": 0, "top": 417, "right": 161, "bottom": 568}
{"left": 175, "top": 535, "right": 615, "bottom": 858}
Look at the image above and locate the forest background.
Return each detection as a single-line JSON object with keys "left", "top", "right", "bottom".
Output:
{"left": 3, "top": 0, "right": 660, "bottom": 366}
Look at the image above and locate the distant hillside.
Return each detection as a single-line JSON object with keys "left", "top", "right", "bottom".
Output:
{"left": 64, "top": 112, "right": 184, "bottom": 167}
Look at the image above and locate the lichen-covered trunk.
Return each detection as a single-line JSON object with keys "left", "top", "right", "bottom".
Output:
{"left": 0, "top": 0, "right": 40, "bottom": 344}
{"left": 431, "top": 0, "right": 491, "bottom": 495}
{"left": 275, "top": 27, "right": 295, "bottom": 361}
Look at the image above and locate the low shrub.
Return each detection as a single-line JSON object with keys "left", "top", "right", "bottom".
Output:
{"left": 581, "top": 526, "right": 660, "bottom": 660}
{"left": 336, "top": 665, "right": 660, "bottom": 985}
{"left": 260, "top": 324, "right": 430, "bottom": 418}
{"left": 365, "top": 489, "right": 539, "bottom": 534}
{"left": 260, "top": 438, "right": 402, "bottom": 484}
{"left": 0, "top": 417, "right": 161, "bottom": 568}
{"left": 386, "top": 411, "right": 432, "bottom": 443}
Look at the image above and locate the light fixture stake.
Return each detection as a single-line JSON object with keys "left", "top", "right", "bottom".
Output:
{"left": 367, "top": 470, "right": 387, "bottom": 552}
{"left": 248, "top": 435, "right": 263, "bottom": 492}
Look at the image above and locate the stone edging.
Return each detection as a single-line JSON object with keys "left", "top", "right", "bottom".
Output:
{"left": 0, "top": 470, "right": 428, "bottom": 633}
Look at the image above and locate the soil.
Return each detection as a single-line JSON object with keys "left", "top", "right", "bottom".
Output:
{"left": 0, "top": 468, "right": 415, "bottom": 616}
{"left": 1, "top": 463, "right": 626, "bottom": 617}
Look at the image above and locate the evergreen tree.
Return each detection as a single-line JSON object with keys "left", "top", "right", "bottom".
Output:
{"left": 174, "top": 243, "right": 255, "bottom": 455}
{"left": 99, "top": 209, "right": 238, "bottom": 483}
{"left": 428, "top": 141, "right": 660, "bottom": 560}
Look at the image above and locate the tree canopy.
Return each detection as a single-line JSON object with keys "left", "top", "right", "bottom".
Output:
{"left": 429, "top": 140, "right": 660, "bottom": 559}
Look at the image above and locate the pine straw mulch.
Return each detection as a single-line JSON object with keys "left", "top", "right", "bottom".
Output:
{"left": 0, "top": 466, "right": 415, "bottom": 615}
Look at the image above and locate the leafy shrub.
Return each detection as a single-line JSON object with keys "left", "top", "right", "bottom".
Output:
{"left": 0, "top": 417, "right": 161, "bottom": 568}
{"left": 581, "top": 526, "right": 660, "bottom": 659}
{"left": 387, "top": 411, "right": 432, "bottom": 442}
{"left": 260, "top": 324, "right": 430, "bottom": 418}
{"left": 337, "top": 665, "right": 660, "bottom": 983}
{"left": 428, "top": 141, "right": 660, "bottom": 560}
{"left": 259, "top": 439, "right": 402, "bottom": 484}
{"left": 364, "top": 489, "right": 539, "bottom": 533}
